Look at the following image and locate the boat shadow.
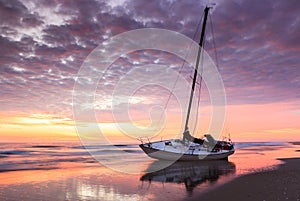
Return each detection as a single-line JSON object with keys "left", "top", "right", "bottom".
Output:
{"left": 140, "top": 160, "right": 236, "bottom": 194}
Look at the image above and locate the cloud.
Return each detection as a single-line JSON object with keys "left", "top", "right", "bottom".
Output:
{"left": 203, "top": 0, "right": 300, "bottom": 104}
{"left": 0, "top": 0, "right": 299, "bottom": 121}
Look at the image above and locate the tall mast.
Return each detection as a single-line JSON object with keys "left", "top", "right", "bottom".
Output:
{"left": 184, "top": 6, "right": 210, "bottom": 131}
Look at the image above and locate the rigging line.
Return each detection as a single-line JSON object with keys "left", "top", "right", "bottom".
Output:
{"left": 209, "top": 12, "right": 219, "bottom": 69}
{"left": 155, "top": 12, "right": 205, "bottom": 131}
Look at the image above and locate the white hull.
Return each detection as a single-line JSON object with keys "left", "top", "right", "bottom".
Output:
{"left": 140, "top": 139, "right": 235, "bottom": 161}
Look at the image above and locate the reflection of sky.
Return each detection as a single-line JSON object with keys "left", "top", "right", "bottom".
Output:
{"left": 73, "top": 182, "right": 142, "bottom": 201}
{"left": 0, "top": 0, "right": 299, "bottom": 141}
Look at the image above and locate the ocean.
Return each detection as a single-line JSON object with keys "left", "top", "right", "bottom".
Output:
{"left": 0, "top": 141, "right": 298, "bottom": 200}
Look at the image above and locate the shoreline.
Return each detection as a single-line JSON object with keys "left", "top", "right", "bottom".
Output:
{"left": 187, "top": 157, "right": 300, "bottom": 201}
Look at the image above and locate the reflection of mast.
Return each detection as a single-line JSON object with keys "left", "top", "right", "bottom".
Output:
{"left": 184, "top": 6, "right": 210, "bottom": 132}
{"left": 140, "top": 160, "right": 236, "bottom": 193}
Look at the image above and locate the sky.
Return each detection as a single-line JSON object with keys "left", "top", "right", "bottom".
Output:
{"left": 0, "top": 0, "right": 299, "bottom": 143}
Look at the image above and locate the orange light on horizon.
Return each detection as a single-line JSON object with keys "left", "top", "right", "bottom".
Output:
{"left": 0, "top": 101, "right": 299, "bottom": 143}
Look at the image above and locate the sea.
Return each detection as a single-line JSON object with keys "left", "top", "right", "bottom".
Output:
{"left": 0, "top": 141, "right": 299, "bottom": 201}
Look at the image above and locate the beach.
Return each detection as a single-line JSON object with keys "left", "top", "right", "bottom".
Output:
{"left": 189, "top": 158, "right": 300, "bottom": 201}
{"left": 0, "top": 141, "right": 299, "bottom": 200}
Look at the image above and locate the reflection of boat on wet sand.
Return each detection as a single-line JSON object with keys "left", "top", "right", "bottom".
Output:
{"left": 139, "top": 6, "right": 235, "bottom": 161}
{"left": 140, "top": 160, "right": 236, "bottom": 193}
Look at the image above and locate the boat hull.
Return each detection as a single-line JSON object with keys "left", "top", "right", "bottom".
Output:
{"left": 139, "top": 144, "right": 235, "bottom": 161}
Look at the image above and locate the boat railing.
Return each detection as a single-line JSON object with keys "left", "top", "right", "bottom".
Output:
{"left": 138, "top": 137, "right": 152, "bottom": 145}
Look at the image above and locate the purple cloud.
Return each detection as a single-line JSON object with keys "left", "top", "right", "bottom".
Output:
{"left": 0, "top": 0, "right": 299, "bottom": 118}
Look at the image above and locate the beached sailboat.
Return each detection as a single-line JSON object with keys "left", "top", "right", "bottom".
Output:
{"left": 139, "top": 6, "right": 235, "bottom": 161}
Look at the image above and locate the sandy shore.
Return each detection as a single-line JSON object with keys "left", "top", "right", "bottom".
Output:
{"left": 188, "top": 158, "right": 300, "bottom": 201}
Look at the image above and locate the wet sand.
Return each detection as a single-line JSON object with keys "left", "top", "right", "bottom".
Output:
{"left": 189, "top": 158, "right": 300, "bottom": 201}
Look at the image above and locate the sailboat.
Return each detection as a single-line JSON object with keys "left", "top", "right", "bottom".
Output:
{"left": 139, "top": 6, "right": 235, "bottom": 161}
